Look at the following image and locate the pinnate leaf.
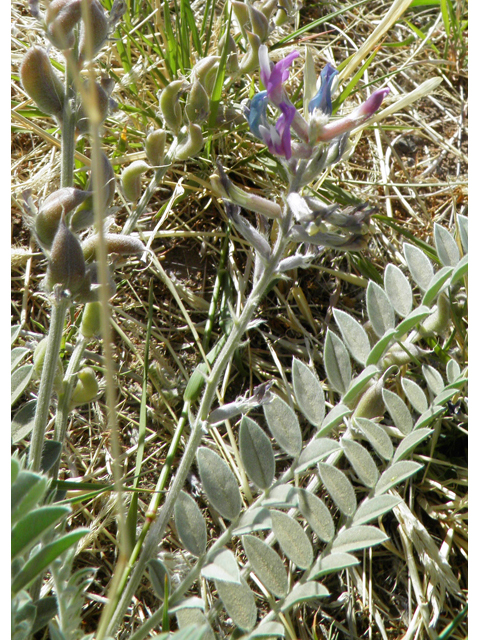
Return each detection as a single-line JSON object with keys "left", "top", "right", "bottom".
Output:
{"left": 341, "top": 439, "right": 379, "bottom": 488}
{"left": 233, "top": 508, "right": 272, "bottom": 536}
{"left": 296, "top": 438, "right": 341, "bottom": 473}
{"left": 382, "top": 389, "right": 413, "bottom": 435}
{"left": 201, "top": 548, "right": 241, "bottom": 584}
{"left": 352, "top": 495, "right": 402, "bottom": 526}
{"left": 355, "top": 418, "right": 393, "bottom": 460}
{"left": 404, "top": 242, "right": 434, "bottom": 291}
{"left": 366, "top": 282, "right": 395, "bottom": 337}
{"left": 309, "top": 552, "right": 359, "bottom": 579}
{"left": 318, "top": 462, "right": 356, "bottom": 517}
{"left": 393, "top": 428, "right": 433, "bottom": 463}
{"left": 281, "top": 582, "right": 329, "bottom": 612}
{"left": 196, "top": 447, "right": 241, "bottom": 521}
{"left": 215, "top": 576, "right": 257, "bottom": 632}
{"left": 242, "top": 535, "right": 288, "bottom": 598}
{"left": 297, "top": 488, "right": 335, "bottom": 543}
{"left": 292, "top": 358, "right": 325, "bottom": 426}
{"left": 239, "top": 416, "right": 275, "bottom": 490}
{"left": 323, "top": 329, "right": 351, "bottom": 395}
{"left": 434, "top": 223, "right": 460, "bottom": 266}
{"left": 263, "top": 394, "right": 302, "bottom": 457}
{"left": 384, "top": 264, "right": 412, "bottom": 317}
{"left": 270, "top": 510, "right": 313, "bottom": 569}
{"left": 374, "top": 461, "right": 423, "bottom": 495}
{"left": 401, "top": 378, "right": 428, "bottom": 414}
{"left": 332, "top": 525, "right": 388, "bottom": 553}
{"left": 422, "top": 364, "right": 444, "bottom": 396}
{"left": 174, "top": 491, "right": 207, "bottom": 557}
{"left": 333, "top": 309, "right": 370, "bottom": 365}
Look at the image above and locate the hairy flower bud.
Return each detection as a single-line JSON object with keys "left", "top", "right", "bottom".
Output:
{"left": 80, "top": 301, "right": 102, "bottom": 338}
{"left": 20, "top": 46, "right": 64, "bottom": 118}
{"left": 217, "top": 31, "right": 238, "bottom": 73}
{"left": 192, "top": 56, "right": 220, "bottom": 95}
{"left": 353, "top": 379, "right": 385, "bottom": 420}
{"left": 79, "top": 0, "right": 109, "bottom": 61}
{"left": 45, "top": 0, "right": 82, "bottom": 50}
{"left": 159, "top": 80, "right": 187, "bottom": 134}
{"left": 185, "top": 79, "right": 210, "bottom": 123}
{"left": 46, "top": 219, "right": 86, "bottom": 293}
{"left": 248, "top": 5, "right": 269, "bottom": 42}
{"left": 418, "top": 294, "right": 450, "bottom": 337}
{"left": 121, "top": 160, "right": 149, "bottom": 201}
{"left": 174, "top": 123, "right": 204, "bottom": 160}
{"left": 145, "top": 129, "right": 167, "bottom": 166}
{"left": 257, "top": 0, "right": 278, "bottom": 21}
{"left": 70, "top": 152, "right": 115, "bottom": 231}
{"left": 71, "top": 367, "right": 99, "bottom": 406}
{"left": 231, "top": 1, "right": 250, "bottom": 30}
{"left": 76, "top": 80, "right": 110, "bottom": 133}
{"left": 82, "top": 233, "right": 146, "bottom": 261}
{"left": 239, "top": 31, "right": 262, "bottom": 75}
{"left": 36, "top": 188, "right": 90, "bottom": 250}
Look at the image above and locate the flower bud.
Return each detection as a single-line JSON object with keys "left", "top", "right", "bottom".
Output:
{"left": 45, "top": 0, "right": 82, "bottom": 50}
{"left": 217, "top": 31, "right": 238, "bottom": 74}
{"left": 231, "top": 1, "right": 249, "bottom": 30}
{"left": 418, "top": 294, "right": 450, "bottom": 337}
{"left": 353, "top": 379, "right": 385, "bottom": 420}
{"left": 80, "top": 301, "right": 102, "bottom": 338}
{"left": 379, "top": 342, "right": 426, "bottom": 370}
{"left": 275, "top": 0, "right": 293, "bottom": 26}
{"left": 20, "top": 46, "right": 64, "bottom": 118}
{"left": 239, "top": 31, "right": 261, "bottom": 75}
{"left": 79, "top": 0, "right": 109, "bottom": 61}
{"left": 159, "top": 80, "right": 187, "bottom": 134}
{"left": 174, "top": 123, "right": 204, "bottom": 160}
{"left": 185, "top": 79, "right": 210, "bottom": 123}
{"left": 46, "top": 219, "right": 86, "bottom": 293}
{"left": 71, "top": 367, "right": 99, "bottom": 406}
{"left": 33, "top": 337, "right": 64, "bottom": 393}
{"left": 192, "top": 56, "right": 220, "bottom": 95}
{"left": 76, "top": 80, "right": 110, "bottom": 133}
{"left": 257, "top": 0, "right": 278, "bottom": 21}
{"left": 248, "top": 5, "right": 269, "bottom": 42}
{"left": 36, "top": 188, "right": 90, "bottom": 250}
{"left": 121, "top": 160, "right": 149, "bottom": 201}
{"left": 145, "top": 129, "right": 167, "bottom": 166}
{"left": 82, "top": 233, "right": 146, "bottom": 261}
{"left": 70, "top": 152, "right": 115, "bottom": 231}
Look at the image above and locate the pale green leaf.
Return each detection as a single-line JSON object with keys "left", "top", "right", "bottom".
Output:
{"left": 446, "top": 359, "right": 461, "bottom": 384}
{"left": 341, "top": 439, "right": 379, "bottom": 488}
{"left": 215, "top": 576, "right": 257, "bottom": 632}
{"left": 196, "top": 447, "right": 242, "bottom": 521}
{"left": 297, "top": 488, "right": 335, "bottom": 542}
{"left": 332, "top": 525, "right": 388, "bottom": 553}
{"left": 366, "top": 282, "right": 395, "bottom": 337}
{"left": 317, "top": 463, "right": 356, "bottom": 517}
{"left": 393, "top": 428, "right": 433, "bottom": 463}
{"left": 434, "top": 223, "right": 460, "bottom": 266}
{"left": 261, "top": 484, "right": 298, "bottom": 509}
{"left": 12, "top": 400, "right": 37, "bottom": 444}
{"left": 394, "top": 305, "right": 431, "bottom": 337}
{"left": 382, "top": 389, "right": 413, "bottom": 435}
{"left": 366, "top": 328, "right": 396, "bottom": 366}
{"left": 422, "top": 266, "right": 453, "bottom": 306}
{"left": 263, "top": 394, "right": 302, "bottom": 457}
{"left": 239, "top": 416, "right": 275, "bottom": 489}
{"left": 403, "top": 242, "right": 434, "bottom": 291}
{"left": 248, "top": 621, "right": 285, "bottom": 638}
{"left": 243, "top": 535, "right": 288, "bottom": 598}
{"left": 450, "top": 254, "right": 468, "bottom": 285}
{"left": 342, "top": 365, "right": 379, "bottom": 406}
{"left": 296, "top": 438, "right": 341, "bottom": 474}
{"left": 202, "top": 547, "right": 241, "bottom": 584}
{"left": 12, "top": 324, "right": 21, "bottom": 345}
{"left": 12, "top": 471, "right": 47, "bottom": 525}
{"left": 308, "top": 552, "right": 359, "bottom": 579}
{"left": 401, "top": 378, "right": 428, "bottom": 414}
{"left": 174, "top": 491, "right": 207, "bottom": 557}
{"left": 384, "top": 264, "right": 412, "bottom": 317}
{"left": 422, "top": 364, "right": 445, "bottom": 396}
{"left": 333, "top": 309, "right": 370, "bottom": 365}
{"left": 355, "top": 418, "right": 393, "bottom": 460}
{"left": 12, "top": 364, "right": 34, "bottom": 406}
{"left": 457, "top": 214, "right": 468, "bottom": 253}
{"left": 323, "top": 329, "right": 351, "bottom": 395}
{"left": 352, "top": 495, "right": 402, "bottom": 526}
{"left": 12, "top": 347, "right": 29, "bottom": 372}
{"left": 281, "top": 582, "right": 329, "bottom": 612}
{"left": 233, "top": 508, "right": 272, "bottom": 536}
{"left": 414, "top": 404, "right": 445, "bottom": 430}
{"left": 176, "top": 609, "right": 214, "bottom": 640}
{"left": 270, "top": 509, "right": 313, "bottom": 569}
{"left": 374, "top": 461, "right": 423, "bottom": 495}
{"left": 147, "top": 558, "right": 170, "bottom": 599}
{"left": 292, "top": 358, "right": 325, "bottom": 427}
{"left": 318, "top": 404, "right": 351, "bottom": 436}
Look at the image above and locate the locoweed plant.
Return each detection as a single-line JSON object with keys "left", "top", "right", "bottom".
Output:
{"left": 12, "top": 1, "right": 467, "bottom": 639}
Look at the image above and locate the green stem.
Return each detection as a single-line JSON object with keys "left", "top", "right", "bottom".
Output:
{"left": 28, "top": 294, "right": 69, "bottom": 472}
{"left": 104, "top": 210, "right": 290, "bottom": 638}
{"left": 60, "top": 56, "right": 77, "bottom": 189}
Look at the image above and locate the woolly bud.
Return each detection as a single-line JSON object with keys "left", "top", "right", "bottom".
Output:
{"left": 33, "top": 337, "right": 64, "bottom": 393}
{"left": 71, "top": 367, "right": 99, "bottom": 406}
{"left": 217, "top": 31, "right": 238, "bottom": 74}
{"left": 145, "top": 129, "right": 167, "bottom": 166}
{"left": 80, "top": 301, "right": 102, "bottom": 338}
{"left": 76, "top": 80, "right": 110, "bottom": 133}
{"left": 418, "top": 294, "right": 450, "bottom": 337}
{"left": 121, "top": 160, "right": 149, "bottom": 201}
{"left": 257, "top": 0, "right": 278, "bottom": 21}
{"left": 174, "top": 123, "right": 204, "bottom": 160}
{"left": 20, "top": 46, "right": 64, "bottom": 118}
{"left": 239, "top": 31, "right": 262, "bottom": 75}
{"left": 275, "top": 0, "right": 293, "bottom": 26}
{"left": 82, "top": 233, "right": 146, "bottom": 261}
{"left": 79, "top": 0, "right": 109, "bottom": 61}
{"left": 159, "top": 80, "right": 187, "bottom": 135}
{"left": 46, "top": 219, "right": 86, "bottom": 293}
{"left": 185, "top": 78, "right": 210, "bottom": 123}
{"left": 70, "top": 152, "right": 115, "bottom": 231}
{"left": 353, "top": 379, "right": 385, "bottom": 420}
{"left": 231, "top": 1, "right": 249, "bottom": 30}
{"left": 380, "top": 342, "right": 426, "bottom": 370}
{"left": 45, "top": 0, "right": 82, "bottom": 50}
{"left": 248, "top": 5, "right": 269, "bottom": 42}
{"left": 36, "top": 188, "right": 90, "bottom": 250}
{"left": 192, "top": 56, "right": 220, "bottom": 95}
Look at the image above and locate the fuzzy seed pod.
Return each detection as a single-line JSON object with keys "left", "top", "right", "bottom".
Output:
{"left": 248, "top": 5, "right": 269, "bottom": 42}
{"left": 120, "top": 161, "right": 149, "bottom": 202}
{"left": 159, "top": 80, "right": 187, "bottom": 134}
{"left": 192, "top": 56, "right": 220, "bottom": 96}
{"left": 185, "top": 79, "right": 210, "bottom": 124}
{"left": 80, "top": 301, "right": 102, "bottom": 338}
{"left": 353, "top": 379, "right": 385, "bottom": 420}
{"left": 239, "top": 31, "right": 262, "bottom": 75}
{"left": 275, "top": 0, "right": 293, "bottom": 26}
{"left": 231, "top": 1, "right": 250, "bottom": 30}
{"left": 380, "top": 342, "right": 425, "bottom": 370}
{"left": 46, "top": 219, "right": 86, "bottom": 293}
{"left": 20, "top": 46, "right": 64, "bottom": 118}
{"left": 45, "top": 0, "right": 82, "bottom": 50}
{"left": 79, "top": 0, "right": 109, "bottom": 61}
{"left": 33, "top": 337, "right": 64, "bottom": 393}
{"left": 71, "top": 367, "right": 99, "bottom": 406}
{"left": 70, "top": 152, "right": 115, "bottom": 231}
{"left": 217, "top": 31, "right": 238, "bottom": 74}
{"left": 145, "top": 129, "right": 167, "bottom": 166}
{"left": 35, "top": 188, "right": 89, "bottom": 250}
{"left": 257, "top": 0, "right": 278, "bottom": 21}
{"left": 82, "top": 233, "right": 146, "bottom": 261}
{"left": 419, "top": 294, "right": 450, "bottom": 337}
{"left": 76, "top": 80, "right": 110, "bottom": 133}
{"left": 174, "top": 123, "right": 204, "bottom": 161}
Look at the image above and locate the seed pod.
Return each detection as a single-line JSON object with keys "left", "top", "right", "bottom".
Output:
{"left": 120, "top": 160, "right": 149, "bottom": 202}
{"left": 145, "top": 129, "right": 167, "bottom": 167}
{"left": 79, "top": 0, "right": 109, "bottom": 61}
{"left": 257, "top": 0, "right": 278, "bottom": 21}
{"left": 419, "top": 294, "right": 450, "bottom": 337}
{"left": 82, "top": 233, "right": 146, "bottom": 261}
{"left": 185, "top": 79, "right": 210, "bottom": 124}
{"left": 36, "top": 188, "right": 90, "bottom": 250}
{"left": 380, "top": 343, "right": 426, "bottom": 370}
{"left": 239, "top": 31, "right": 261, "bottom": 75}
{"left": 217, "top": 31, "right": 238, "bottom": 74}
{"left": 192, "top": 56, "right": 219, "bottom": 95}
{"left": 76, "top": 80, "right": 109, "bottom": 133}
{"left": 80, "top": 301, "right": 102, "bottom": 338}
{"left": 33, "top": 337, "right": 64, "bottom": 393}
{"left": 231, "top": 1, "right": 249, "bottom": 30}
{"left": 70, "top": 152, "right": 115, "bottom": 232}
{"left": 174, "top": 123, "right": 204, "bottom": 160}
{"left": 46, "top": 219, "right": 86, "bottom": 293}
{"left": 20, "top": 46, "right": 64, "bottom": 118}
{"left": 159, "top": 80, "right": 187, "bottom": 134}
{"left": 248, "top": 5, "right": 269, "bottom": 42}
{"left": 45, "top": 0, "right": 82, "bottom": 50}
{"left": 353, "top": 379, "right": 385, "bottom": 420}
{"left": 275, "top": 0, "right": 293, "bottom": 26}
{"left": 71, "top": 367, "right": 99, "bottom": 406}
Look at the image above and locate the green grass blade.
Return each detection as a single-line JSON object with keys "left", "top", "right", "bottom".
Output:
{"left": 208, "top": 7, "right": 232, "bottom": 129}
{"left": 332, "top": 47, "right": 381, "bottom": 113}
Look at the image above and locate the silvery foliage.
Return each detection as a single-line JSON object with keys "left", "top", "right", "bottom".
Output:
{"left": 142, "top": 218, "right": 467, "bottom": 636}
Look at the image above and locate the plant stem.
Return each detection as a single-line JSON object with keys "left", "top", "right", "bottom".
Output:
{"left": 28, "top": 293, "right": 69, "bottom": 471}
{"left": 60, "top": 55, "right": 77, "bottom": 189}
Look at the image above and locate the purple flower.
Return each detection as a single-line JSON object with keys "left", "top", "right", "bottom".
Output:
{"left": 259, "top": 44, "right": 299, "bottom": 105}
{"left": 259, "top": 101, "right": 296, "bottom": 160}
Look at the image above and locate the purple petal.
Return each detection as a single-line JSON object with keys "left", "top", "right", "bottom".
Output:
{"left": 354, "top": 88, "right": 390, "bottom": 119}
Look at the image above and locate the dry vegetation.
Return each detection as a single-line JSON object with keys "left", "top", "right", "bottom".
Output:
{"left": 12, "top": 1, "right": 467, "bottom": 639}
